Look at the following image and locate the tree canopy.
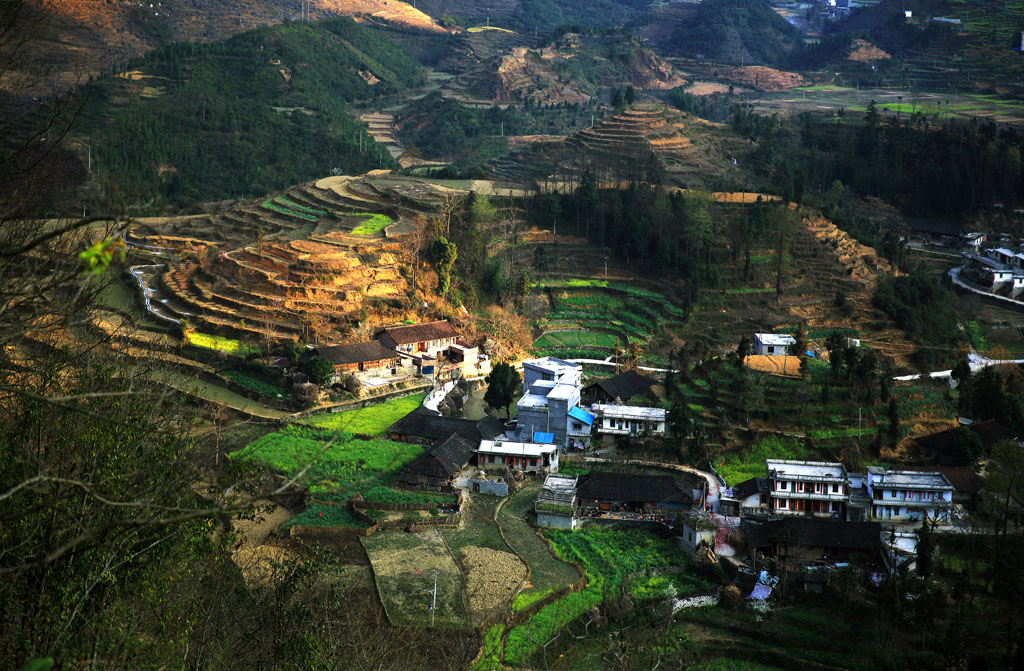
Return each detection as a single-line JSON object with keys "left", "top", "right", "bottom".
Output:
{"left": 484, "top": 362, "right": 521, "bottom": 418}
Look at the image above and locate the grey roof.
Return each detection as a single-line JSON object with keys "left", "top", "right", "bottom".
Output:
{"left": 307, "top": 340, "right": 398, "bottom": 365}
{"left": 732, "top": 477, "right": 770, "bottom": 500}
{"left": 743, "top": 518, "right": 882, "bottom": 552}
{"left": 577, "top": 471, "right": 692, "bottom": 506}
{"left": 584, "top": 370, "right": 656, "bottom": 402}
{"left": 399, "top": 434, "right": 475, "bottom": 487}
{"left": 388, "top": 406, "right": 504, "bottom": 443}
{"left": 377, "top": 320, "right": 458, "bottom": 345}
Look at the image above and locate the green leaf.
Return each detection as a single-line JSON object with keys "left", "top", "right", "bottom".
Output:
{"left": 21, "top": 658, "right": 55, "bottom": 671}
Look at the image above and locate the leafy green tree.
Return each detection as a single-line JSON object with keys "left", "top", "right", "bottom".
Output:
{"left": 825, "top": 331, "right": 846, "bottom": 382}
{"left": 431, "top": 237, "right": 458, "bottom": 299}
{"left": 790, "top": 323, "right": 806, "bottom": 356}
{"left": 916, "top": 521, "right": 934, "bottom": 578}
{"left": 624, "top": 85, "right": 636, "bottom": 105}
{"left": 736, "top": 335, "right": 750, "bottom": 367}
{"left": 953, "top": 426, "right": 984, "bottom": 467}
{"left": 484, "top": 362, "right": 521, "bottom": 418}
{"left": 305, "top": 355, "right": 335, "bottom": 386}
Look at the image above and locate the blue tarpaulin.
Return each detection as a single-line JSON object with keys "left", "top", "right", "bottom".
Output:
{"left": 533, "top": 431, "right": 555, "bottom": 444}
{"left": 568, "top": 406, "right": 594, "bottom": 425}
{"left": 805, "top": 351, "right": 815, "bottom": 358}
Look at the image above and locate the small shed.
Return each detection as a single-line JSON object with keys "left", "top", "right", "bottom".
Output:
{"left": 536, "top": 474, "right": 578, "bottom": 529}
{"left": 399, "top": 433, "right": 475, "bottom": 490}
{"left": 753, "top": 333, "right": 796, "bottom": 356}
{"left": 677, "top": 515, "right": 717, "bottom": 557}
{"left": 581, "top": 370, "right": 656, "bottom": 405}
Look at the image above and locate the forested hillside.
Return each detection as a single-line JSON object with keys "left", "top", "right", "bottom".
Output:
{"left": 76, "top": 18, "right": 423, "bottom": 210}
{"left": 661, "top": 0, "right": 805, "bottom": 66}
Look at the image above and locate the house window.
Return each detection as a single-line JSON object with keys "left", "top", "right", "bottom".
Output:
{"left": 779, "top": 481, "right": 788, "bottom": 490}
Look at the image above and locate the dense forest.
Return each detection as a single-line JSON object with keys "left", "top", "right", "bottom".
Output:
{"left": 77, "top": 18, "right": 422, "bottom": 210}
{"left": 732, "top": 105, "right": 1024, "bottom": 218}
{"left": 662, "top": 0, "right": 804, "bottom": 66}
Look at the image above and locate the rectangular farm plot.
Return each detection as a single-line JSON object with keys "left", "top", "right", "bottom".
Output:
{"left": 497, "top": 484, "right": 580, "bottom": 598}
{"left": 362, "top": 529, "right": 468, "bottom": 628}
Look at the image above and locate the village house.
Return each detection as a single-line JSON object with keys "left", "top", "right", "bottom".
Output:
{"left": 742, "top": 517, "right": 882, "bottom": 564}
{"left": 593, "top": 403, "right": 667, "bottom": 437}
{"left": 915, "top": 419, "right": 1016, "bottom": 465}
{"left": 477, "top": 438, "right": 560, "bottom": 473}
{"left": 515, "top": 357, "right": 593, "bottom": 449}
{"left": 535, "top": 474, "right": 578, "bottom": 529}
{"left": 753, "top": 333, "right": 796, "bottom": 356}
{"left": 376, "top": 320, "right": 459, "bottom": 357}
{"left": 865, "top": 467, "right": 954, "bottom": 523}
{"left": 387, "top": 406, "right": 505, "bottom": 445}
{"left": 719, "top": 477, "right": 770, "bottom": 517}
{"left": 581, "top": 369, "right": 656, "bottom": 405}
{"left": 398, "top": 433, "right": 475, "bottom": 491}
{"left": 677, "top": 515, "right": 718, "bottom": 558}
{"left": 575, "top": 471, "right": 693, "bottom": 517}
{"left": 766, "top": 459, "right": 849, "bottom": 518}
{"left": 300, "top": 341, "right": 406, "bottom": 383}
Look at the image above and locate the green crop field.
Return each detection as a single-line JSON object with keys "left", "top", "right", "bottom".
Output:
{"left": 714, "top": 435, "right": 809, "bottom": 486}
{"left": 350, "top": 213, "right": 393, "bottom": 235}
{"left": 299, "top": 393, "right": 426, "bottom": 435}
{"left": 362, "top": 529, "right": 468, "bottom": 628}
{"left": 497, "top": 484, "right": 580, "bottom": 599}
{"left": 221, "top": 370, "right": 291, "bottom": 400}
{"left": 261, "top": 199, "right": 318, "bottom": 221}
{"left": 361, "top": 485, "right": 457, "bottom": 505}
{"left": 185, "top": 332, "right": 258, "bottom": 355}
{"left": 503, "top": 527, "right": 704, "bottom": 666}
{"left": 282, "top": 503, "right": 370, "bottom": 530}
{"left": 534, "top": 331, "right": 621, "bottom": 349}
{"left": 231, "top": 426, "right": 422, "bottom": 494}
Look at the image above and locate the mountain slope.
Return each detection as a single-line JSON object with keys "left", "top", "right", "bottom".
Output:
{"left": 660, "top": 0, "right": 805, "bottom": 66}
{"left": 76, "top": 18, "right": 424, "bottom": 210}
{"left": 9, "top": 0, "right": 445, "bottom": 93}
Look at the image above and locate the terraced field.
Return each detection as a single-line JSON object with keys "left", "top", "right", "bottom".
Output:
{"left": 123, "top": 173, "right": 474, "bottom": 343}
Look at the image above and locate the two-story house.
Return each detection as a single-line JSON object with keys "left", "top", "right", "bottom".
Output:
{"left": 376, "top": 320, "right": 459, "bottom": 358}
{"left": 766, "top": 459, "right": 849, "bottom": 518}
{"left": 593, "top": 404, "right": 667, "bottom": 437}
{"left": 865, "top": 467, "right": 954, "bottom": 522}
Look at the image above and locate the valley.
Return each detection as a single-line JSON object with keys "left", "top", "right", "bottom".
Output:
{"left": 6, "top": 0, "right": 1024, "bottom": 670}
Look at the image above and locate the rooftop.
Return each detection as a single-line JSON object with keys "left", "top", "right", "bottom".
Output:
{"left": 868, "top": 468, "right": 954, "bottom": 490}
{"left": 584, "top": 370, "right": 656, "bottom": 402}
{"left": 594, "top": 404, "right": 666, "bottom": 421}
{"left": 541, "top": 474, "right": 578, "bottom": 493}
{"left": 523, "top": 356, "right": 582, "bottom": 380}
{"left": 743, "top": 518, "right": 882, "bottom": 552}
{"left": 306, "top": 340, "right": 399, "bottom": 365}
{"left": 577, "top": 471, "right": 692, "bottom": 506}
{"left": 755, "top": 333, "right": 796, "bottom": 346}
{"left": 388, "top": 407, "right": 505, "bottom": 443}
{"left": 377, "top": 320, "right": 458, "bottom": 345}
{"left": 766, "top": 459, "right": 846, "bottom": 481}
{"left": 478, "top": 439, "right": 558, "bottom": 457}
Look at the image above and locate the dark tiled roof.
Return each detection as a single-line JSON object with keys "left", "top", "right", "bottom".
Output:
{"left": 577, "top": 471, "right": 692, "bottom": 506}
{"left": 732, "top": 477, "right": 769, "bottom": 500}
{"left": 584, "top": 370, "right": 656, "bottom": 402}
{"left": 388, "top": 406, "right": 504, "bottom": 444}
{"left": 400, "top": 434, "right": 475, "bottom": 486}
{"left": 915, "top": 420, "right": 1016, "bottom": 465}
{"left": 307, "top": 340, "right": 398, "bottom": 365}
{"left": 377, "top": 320, "right": 458, "bottom": 345}
{"left": 905, "top": 465, "right": 984, "bottom": 495}
{"left": 743, "top": 518, "right": 881, "bottom": 552}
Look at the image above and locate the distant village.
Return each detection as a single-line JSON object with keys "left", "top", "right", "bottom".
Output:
{"left": 302, "top": 316, "right": 1015, "bottom": 598}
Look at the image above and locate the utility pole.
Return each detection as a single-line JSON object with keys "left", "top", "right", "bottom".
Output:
{"left": 427, "top": 569, "right": 439, "bottom": 626}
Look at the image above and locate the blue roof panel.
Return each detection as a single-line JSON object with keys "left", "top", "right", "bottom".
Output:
{"left": 568, "top": 406, "right": 594, "bottom": 425}
{"left": 533, "top": 431, "right": 555, "bottom": 444}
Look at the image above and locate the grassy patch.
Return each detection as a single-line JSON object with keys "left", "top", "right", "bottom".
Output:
{"left": 221, "top": 370, "right": 291, "bottom": 400}
{"left": 299, "top": 393, "right": 426, "bottom": 435}
{"left": 471, "top": 624, "right": 505, "bottom": 671}
{"left": 440, "top": 493, "right": 509, "bottom": 556}
{"left": 362, "top": 529, "right": 468, "bottom": 627}
{"left": 511, "top": 587, "right": 555, "bottom": 612}
{"left": 534, "top": 331, "right": 620, "bottom": 349}
{"left": 497, "top": 484, "right": 580, "bottom": 598}
{"left": 186, "top": 331, "right": 257, "bottom": 355}
{"left": 504, "top": 527, "right": 699, "bottom": 665}
{"left": 362, "top": 485, "right": 457, "bottom": 505}
{"left": 714, "top": 435, "right": 808, "bottom": 486}
{"left": 231, "top": 426, "right": 422, "bottom": 494}
{"left": 282, "top": 503, "right": 369, "bottom": 530}
{"left": 350, "top": 212, "right": 393, "bottom": 235}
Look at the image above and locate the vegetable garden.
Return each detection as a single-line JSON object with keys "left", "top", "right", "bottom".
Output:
{"left": 298, "top": 393, "right": 426, "bottom": 435}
